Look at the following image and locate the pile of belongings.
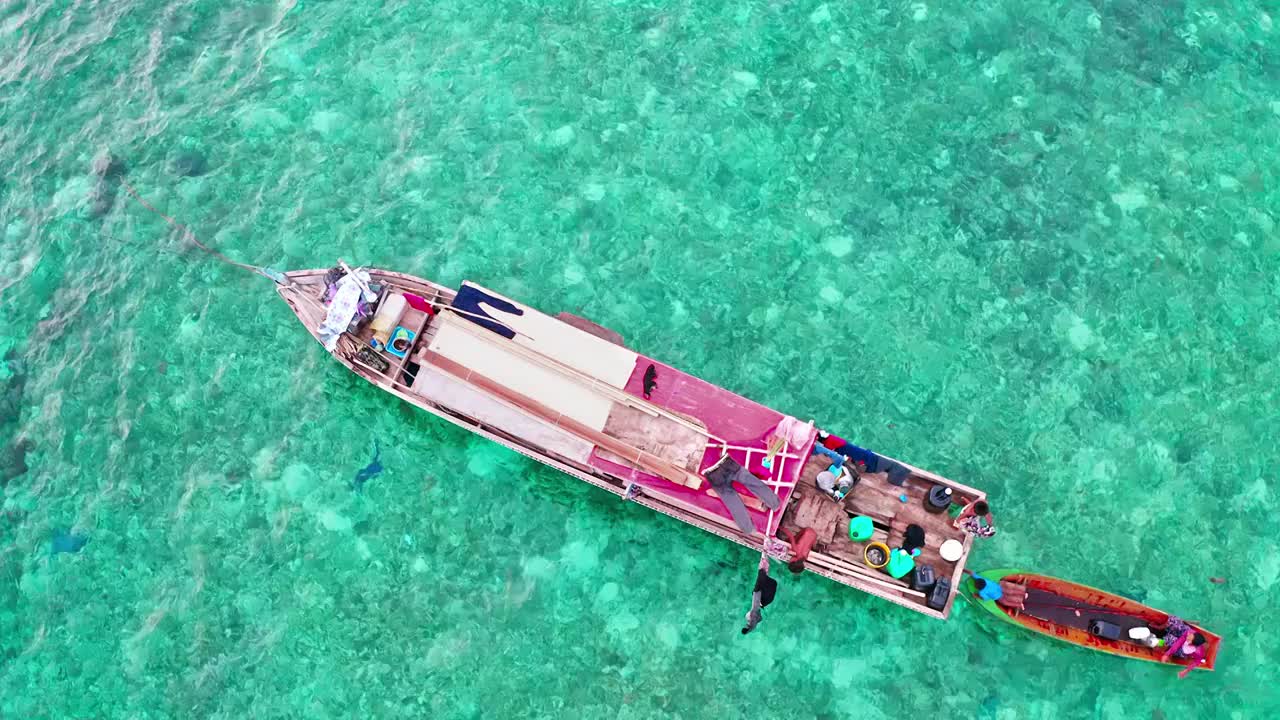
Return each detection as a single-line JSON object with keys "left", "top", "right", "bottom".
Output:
{"left": 319, "top": 264, "right": 381, "bottom": 350}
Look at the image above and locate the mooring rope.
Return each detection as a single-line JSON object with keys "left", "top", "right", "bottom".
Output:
{"left": 119, "top": 178, "right": 286, "bottom": 284}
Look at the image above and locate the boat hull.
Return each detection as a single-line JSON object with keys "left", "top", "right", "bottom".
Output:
{"left": 964, "top": 569, "right": 1220, "bottom": 672}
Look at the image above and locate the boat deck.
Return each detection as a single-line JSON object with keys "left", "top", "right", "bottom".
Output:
{"left": 589, "top": 355, "right": 812, "bottom": 536}
{"left": 779, "top": 448, "right": 978, "bottom": 615}
{"left": 1019, "top": 588, "right": 1157, "bottom": 640}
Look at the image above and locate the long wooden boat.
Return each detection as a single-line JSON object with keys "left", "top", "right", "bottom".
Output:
{"left": 963, "top": 568, "right": 1221, "bottom": 671}
{"left": 277, "top": 264, "right": 990, "bottom": 619}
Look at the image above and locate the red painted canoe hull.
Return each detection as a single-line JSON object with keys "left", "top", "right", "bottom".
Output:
{"left": 968, "top": 569, "right": 1220, "bottom": 672}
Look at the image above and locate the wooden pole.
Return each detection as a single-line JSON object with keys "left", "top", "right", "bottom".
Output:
{"left": 717, "top": 444, "right": 799, "bottom": 460}
{"left": 810, "top": 551, "right": 912, "bottom": 587}
{"left": 634, "top": 486, "right": 761, "bottom": 537}
{"left": 805, "top": 554, "right": 925, "bottom": 598}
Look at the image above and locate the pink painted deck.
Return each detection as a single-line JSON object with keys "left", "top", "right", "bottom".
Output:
{"left": 589, "top": 356, "right": 817, "bottom": 535}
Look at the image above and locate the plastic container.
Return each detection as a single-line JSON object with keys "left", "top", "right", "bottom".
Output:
{"left": 925, "top": 485, "right": 953, "bottom": 513}
{"left": 911, "top": 563, "right": 937, "bottom": 592}
{"left": 848, "top": 515, "right": 874, "bottom": 542}
{"left": 386, "top": 326, "right": 416, "bottom": 358}
{"left": 886, "top": 548, "right": 918, "bottom": 579}
{"left": 939, "top": 538, "right": 963, "bottom": 562}
{"left": 369, "top": 293, "right": 406, "bottom": 350}
{"left": 927, "top": 577, "right": 951, "bottom": 610}
{"left": 864, "top": 542, "right": 890, "bottom": 569}
{"left": 1088, "top": 619, "right": 1123, "bottom": 640}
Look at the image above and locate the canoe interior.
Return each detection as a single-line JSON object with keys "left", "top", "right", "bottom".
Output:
{"left": 967, "top": 569, "right": 1220, "bottom": 672}
{"left": 277, "top": 266, "right": 991, "bottom": 620}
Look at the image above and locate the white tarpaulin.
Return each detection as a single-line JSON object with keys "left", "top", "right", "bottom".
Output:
{"left": 318, "top": 270, "right": 370, "bottom": 351}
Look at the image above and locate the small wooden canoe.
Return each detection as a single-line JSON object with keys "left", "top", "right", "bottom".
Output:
{"left": 963, "top": 568, "right": 1221, "bottom": 672}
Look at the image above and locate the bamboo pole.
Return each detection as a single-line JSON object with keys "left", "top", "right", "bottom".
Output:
{"left": 633, "top": 486, "right": 763, "bottom": 537}
{"left": 422, "top": 351, "right": 704, "bottom": 488}
{"left": 369, "top": 349, "right": 772, "bottom": 540}
{"left": 419, "top": 351, "right": 777, "bottom": 522}
{"left": 805, "top": 554, "right": 925, "bottom": 598}
{"left": 810, "top": 551, "right": 912, "bottom": 588}
{"left": 768, "top": 526, "right": 918, "bottom": 593}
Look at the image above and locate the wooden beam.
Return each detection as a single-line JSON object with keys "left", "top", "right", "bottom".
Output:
{"left": 441, "top": 311, "right": 723, "bottom": 443}
{"left": 805, "top": 554, "right": 926, "bottom": 598}
{"left": 422, "top": 351, "right": 705, "bottom": 488}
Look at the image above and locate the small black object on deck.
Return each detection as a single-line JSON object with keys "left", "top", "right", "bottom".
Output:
{"left": 1088, "top": 619, "right": 1123, "bottom": 641}
{"left": 642, "top": 364, "right": 658, "bottom": 399}
{"left": 926, "top": 577, "right": 952, "bottom": 611}
{"left": 925, "top": 485, "right": 953, "bottom": 513}
{"left": 911, "top": 563, "right": 937, "bottom": 593}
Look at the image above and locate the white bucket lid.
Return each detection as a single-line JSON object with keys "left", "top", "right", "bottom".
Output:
{"left": 939, "top": 539, "right": 963, "bottom": 562}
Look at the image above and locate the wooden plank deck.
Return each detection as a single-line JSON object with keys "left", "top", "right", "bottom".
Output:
{"left": 782, "top": 446, "right": 976, "bottom": 613}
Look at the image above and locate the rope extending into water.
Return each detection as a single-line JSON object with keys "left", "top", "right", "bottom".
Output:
{"left": 119, "top": 178, "right": 286, "bottom": 284}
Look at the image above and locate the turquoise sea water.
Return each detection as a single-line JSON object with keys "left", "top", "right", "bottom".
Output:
{"left": 2, "top": 1, "right": 1278, "bottom": 717}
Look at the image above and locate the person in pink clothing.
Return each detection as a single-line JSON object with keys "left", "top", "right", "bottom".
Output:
{"left": 953, "top": 499, "right": 996, "bottom": 538}
{"left": 1161, "top": 628, "right": 1209, "bottom": 679}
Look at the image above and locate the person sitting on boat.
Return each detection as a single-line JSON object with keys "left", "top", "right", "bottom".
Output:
{"left": 742, "top": 556, "right": 778, "bottom": 635}
{"left": 966, "top": 570, "right": 1003, "bottom": 602}
{"left": 780, "top": 527, "right": 817, "bottom": 574}
{"left": 815, "top": 432, "right": 911, "bottom": 485}
{"left": 1161, "top": 630, "right": 1209, "bottom": 679}
{"left": 954, "top": 499, "right": 996, "bottom": 538}
{"left": 1149, "top": 614, "right": 1191, "bottom": 647}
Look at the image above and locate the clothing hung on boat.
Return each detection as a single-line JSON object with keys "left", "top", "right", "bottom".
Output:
{"left": 744, "top": 568, "right": 777, "bottom": 634}
{"left": 703, "top": 455, "right": 781, "bottom": 534}
{"left": 1160, "top": 615, "right": 1192, "bottom": 646}
{"left": 319, "top": 271, "right": 369, "bottom": 351}
{"left": 451, "top": 284, "right": 525, "bottom": 338}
